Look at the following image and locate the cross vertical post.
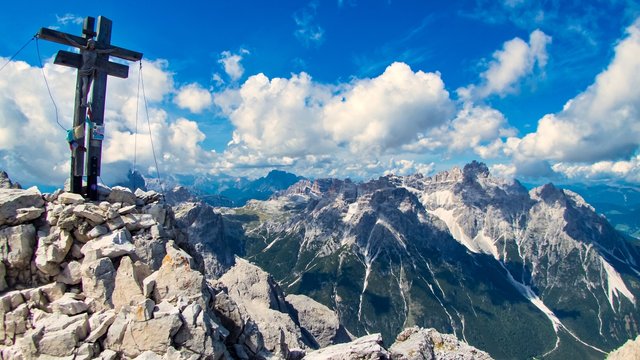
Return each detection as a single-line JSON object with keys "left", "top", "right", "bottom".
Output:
{"left": 70, "top": 17, "right": 96, "bottom": 194}
{"left": 86, "top": 16, "right": 111, "bottom": 200}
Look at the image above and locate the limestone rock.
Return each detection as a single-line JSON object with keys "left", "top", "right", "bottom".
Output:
{"left": 75, "top": 342, "right": 100, "bottom": 360}
{"left": 57, "top": 192, "right": 85, "bottom": 205}
{"left": 81, "top": 257, "right": 116, "bottom": 310}
{"left": 73, "top": 203, "right": 106, "bottom": 224}
{"left": 0, "top": 262, "right": 6, "bottom": 291}
{"left": 81, "top": 228, "right": 135, "bottom": 261}
{"left": 172, "top": 201, "right": 236, "bottom": 278}
{"left": 218, "top": 257, "right": 288, "bottom": 312}
{"left": 38, "top": 328, "right": 78, "bottom": 356}
{"left": 39, "top": 282, "right": 66, "bottom": 302}
{"left": 87, "top": 224, "right": 109, "bottom": 239}
{"left": 85, "top": 309, "right": 117, "bottom": 342}
{"left": 56, "top": 261, "right": 82, "bottom": 285}
{"left": 286, "top": 294, "right": 352, "bottom": 348}
{"left": 389, "top": 327, "right": 493, "bottom": 360}
{"left": 0, "top": 187, "right": 44, "bottom": 226}
{"left": 49, "top": 292, "right": 88, "bottom": 315}
{"left": 152, "top": 241, "right": 205, "bottom": 303}
{"left": 607, "top": 335, "right": 640, "bottom": 360}
{"left": 119, "top": 310, "right": 183, "bottom": 357}
{"left": 0, "top": 224, "right": 36, "bottom": 269}
{"left": 34, "top": 227, "right": 73, "bottom": 276}
{"left": 107, "top": 186, "right": 137, "bottom": 205}
{"left": 14, "top": 206, "right": 45, "bottom": 223}
{"left": 173, "top": 302, "right": 226, "bottom": 358}
{"left": 133, "top": 232, "right": 168, "bottom": 271}
{"left": 218, "top": 258, "right": 307, "bottom": 355}
{"left": 112, "top": 256, "right": 145, "bottom": 310}
{"left": 305, "top": 333, "right": 389, "bottom": 360}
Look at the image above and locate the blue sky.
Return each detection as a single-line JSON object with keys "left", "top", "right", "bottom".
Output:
{"left": 1, "top": 0, "right": 640, "bottom": 188}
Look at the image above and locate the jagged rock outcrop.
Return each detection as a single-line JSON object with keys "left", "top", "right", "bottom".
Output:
{"left": 217, "top": 258, "right": 309, "bottom": 358}
{"left": 173, "top": 201, "right": 238, "bottom": 278}
{"left": 389, "top": 327, "right": 493, "bottom": 360}
{"left": 607, "top": 335, "right": 640, "bottom": 360}
{"left": 0, "top": 172, "right": 20, "bottom": 190}
{"left": 305, "top": 333, "right": 389, "bottom": 359}
{"left": 286, "top": 294, "right": 352, "bottom": 348}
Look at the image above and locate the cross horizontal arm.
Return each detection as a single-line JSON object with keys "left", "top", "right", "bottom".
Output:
{"left": 37, "top": 28, "right": 143, "bottom": 62}
{"left": 54, "top": 51, "right": 129, "bottom": 78}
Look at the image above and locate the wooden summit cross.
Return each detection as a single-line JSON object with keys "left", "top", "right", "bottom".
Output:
{"left": 37, "top": 16, "right": 143, "bottom": 200}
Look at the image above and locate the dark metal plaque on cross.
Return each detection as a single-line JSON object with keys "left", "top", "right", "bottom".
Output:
{"left": 37, "top": 16, "right": 142, "bottom": 200}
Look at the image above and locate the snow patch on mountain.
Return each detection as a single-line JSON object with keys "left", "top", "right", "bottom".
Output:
{"left": 602, "top": 260, "right": 636, "bottom": 308}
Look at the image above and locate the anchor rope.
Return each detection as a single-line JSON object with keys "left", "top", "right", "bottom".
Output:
{"left": 139, "top": 61, "right": 166, "bottom": 198}
{"left": 133, "top": 61, "right": 141, "bottom": 173}
{"left": 0, "top": 35, "right": 35, "bottom": 74}
{"left": 35, "top": 37, "right": 67, "bottom": 132}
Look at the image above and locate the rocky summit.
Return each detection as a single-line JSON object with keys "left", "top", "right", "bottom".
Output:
{"left": 0, "top": 174, "right": 490, "bottom": 359}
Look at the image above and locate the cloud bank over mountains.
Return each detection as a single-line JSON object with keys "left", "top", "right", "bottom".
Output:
{"left": 1, "top": 19, "right": 640, "bottom": 186}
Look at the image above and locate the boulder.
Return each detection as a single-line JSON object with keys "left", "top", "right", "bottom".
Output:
{"left": 286, "top": 294, "right": 352, "bottom": 348}
{"left": 118, "top": 310, "right": 183, "bottom": 357}
{"left": 38, "top": 328, "right": 78, "bottom": 356}
{"left": 34, "top": 228, "right": 73, "bottom": 276}
{"left": 73, "top": 203, "right": 106, "bottom": 224}
{"left": 107, "top": 186, "right": 137, "bottom": 205}
{"left": 14, "top": 207, "right": 45, "bottom": 224}
{"left": 218, "top": 258, "right": 307, "bottom": 355}
{"left": 85, "top": 309, "right": 117, "bottom": 342}
{"left": 49, "top": 293, "right": 88, "bottom": 316}
{"left": 56, "top": 261, "right": 82, "bottom": 285}
{"left": 112, "top": 256, "right": 146, "bottom": 310}
{"left": 0, "top": 224, "right": 36, "bottom": 269}
{"left": 389, "top": 327, "right": 493, "bottom": 360}
{"left": 173, "top": 302, "right": 226, "bottom": 358}
{"left": 152, "top": 241, "right": 205, "bottom": 303}
{"left": 57, "top": 192, "right": 85, "bottom": 205}
{"left": 0, "top": 187, "right": 44, "bottom": 226}
{"left": 81, "top": 228, "right": 135, "bottom": 261}
{"left": 87, "top": 225, "right": 109, "bottom": 239}
{"left": 305, "top": 334, "right": 389, "bottom": 360}
{"left": 81, "top": 257, "right": 116, "bottom": 311}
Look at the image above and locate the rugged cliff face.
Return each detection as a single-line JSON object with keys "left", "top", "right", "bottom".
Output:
{"left": 0, "top": 177, "right": 490, "bottom": 359}
{"left": 229, "top": 162, "right": 640, "bottom": 359}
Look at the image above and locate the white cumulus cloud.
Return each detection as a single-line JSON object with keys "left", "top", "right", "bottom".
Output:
{"left": 219, "top": 49, "right": 249, "bottom": 81}
{"left": 173, "top": 83, "right": 213, "bottom": 113}
{"left": 460, "top": 29, "right": 551, "bottom": 99}
{"left": 512, "top": 20, "right": 640, "bottom": 164}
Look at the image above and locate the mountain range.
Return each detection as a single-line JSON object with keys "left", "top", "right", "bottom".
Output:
{"left": 217, "top": 161, "right": 640, "bottom": 359}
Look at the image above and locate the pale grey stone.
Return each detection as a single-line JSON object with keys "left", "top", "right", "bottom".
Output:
{"left": 0, "top": 187, "right": 44, "bottom": 226}
{"left": 73, "top": 203, "right": 106, "bottom": 224}
{"left": 107, "top": 186, "right": 137, "bottom": 205}
{"left": 81, "top": 228, "right": 135, "bottom": 261}
{"left": 86, "top": 309, "right": 117, "bottom": 342}
{"left": 56, "top": 261, "right": 82, "bottom": 285}
{"left": 0, "top": 224, "right": 35, "bottom": 269}
{"left": 57, "top": 192, "right": 85, "bottom": 205}
{"left": 112, "top": 256, "right": 145, "bottom": 310}
{"left": 305, "top": 334, "right": 389, "bottom": 360}
{"left": 49, "top": 293, "right": 88, "bottom": 315}
{"left": 80, "top": 257, "right": 116, "bottom": 311}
